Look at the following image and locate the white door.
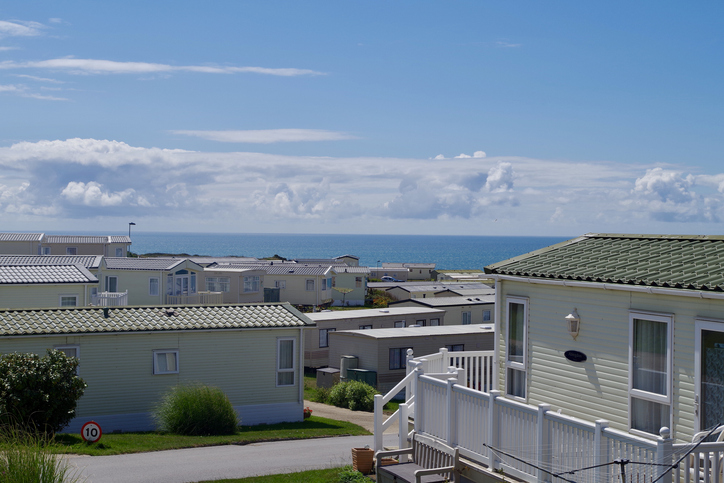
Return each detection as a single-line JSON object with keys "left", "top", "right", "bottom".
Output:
{"left": 696, "top": 320, "right": 724, "bottom": 432}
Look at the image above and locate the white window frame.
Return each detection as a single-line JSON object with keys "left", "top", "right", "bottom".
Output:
{"left": 306, "top": 279, "right": 315, "bottom": 291}
{"left": 41, "top": 246, "right": 51, "bottom": 255}
{"left": 276, "top": 337, "right": 296, "bottom": 387}
{"left": 243, "top": 275, "right": 260, "bottom": 293}
{"left": 105, "top": 275, "right": 118, "bottom": 292}
{"left": 149, "top": 277, "right": 160, "bottom": 296}
{"left": 275, "top": 280, "right": 286, "bottom": 289}
{"left": 505, "top": 296, "right": 528, "bottom": 401}
{"left": 628, "top": 310, "right": 673, "bottom": 437}
{"left": 430, "top": 318, "right": 440, "bottom": 326}
{"left": 462, "top": 311, "right": 472, "bottom": 325}
{"left": 322, "top": 278, "right": 328, "bottom": 291}
{"left": 319, "top": 328, "right": 336, "bottom": 348}
{"left": 59, "top": 294, "right": 78, "bottom": 307}
{"left": 55, "top": 345, "right": 80, "bottom": 374}
{"left": 355, "top": 277, "right": 362, "bottom": 288}
{"left": 394, "top": 320, "right": 406, "bottom": 328}
{"left": 153, "top": 350, "right": 179, "bottom": 375}
{"left": 115, "top": 247, "right": 123, "bottom": 257}
{"left": 206, "top": 277, "right": 230, "bottom": 293}
{"left": 66, "top": 247, "right": 77, "bottom": 255}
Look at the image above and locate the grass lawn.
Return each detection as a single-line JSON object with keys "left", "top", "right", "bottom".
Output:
{"left": 53, "top": 416, "right": 369, "bottom": 456}
{"left": 197, "top": 466, "right": 355, "bottom": 483}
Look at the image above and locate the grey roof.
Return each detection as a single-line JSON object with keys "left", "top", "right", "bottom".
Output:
{"left": 436, "top": 288, "right": 495, "bottom": 297}
{"left": 306, "top": 307, "right": 445, "bottom": 322}
{"left": 45, "top": 235, "right": 129, "bottom": 244}
{"left": 0, "top": 303, "right": 314, "bottom": 337}
{"left": 220, "top": 264, "right": 332, "bottom": 276}
{"left": 335, "top": 254, "right": 359, "bottom": 260}
{"left": 368, "top": 281, "right": 487, "bottom": 289}
{"left": 383, "top": 262, "right": 436, "bottom": 269}
{"left": 390, "top": 295, "right": 495, "bottom": 308}
{"left": 0, "top": 255, "right": 103, "bottom": 269}
{"left": 331, "top": 324, "right": 494, "bottom": 340}
{"left": 0, "top": 265, "right": 98, "bottom": 285}
{"left": 0, "top": 233, "right": 44, "bottom": 242}
{"left": 104, "top": 257, "right": 189, "bottom": 271}
{"left": 189, "top": 256, "right": 260, "bottom": 267}
{"left": 332, "top": 266, "right": 370, "bottom": 274}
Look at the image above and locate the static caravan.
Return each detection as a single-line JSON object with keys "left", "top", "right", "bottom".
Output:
{"left": 0, "top": 303, "right": 314, "bottom": 433}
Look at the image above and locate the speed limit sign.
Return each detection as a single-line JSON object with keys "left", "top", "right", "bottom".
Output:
{"left": 81, "top": 421, "right": 102, "bottom": 443}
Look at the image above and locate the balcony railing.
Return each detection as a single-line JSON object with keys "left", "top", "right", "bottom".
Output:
{"left": 165, "top": 291, "right": 223, "bottom": 305}
{"left": 373, "top": 348, "right": 718, "bottom": 483}
{"left": 91, "top": 291, "right": 128, "bottom": 306}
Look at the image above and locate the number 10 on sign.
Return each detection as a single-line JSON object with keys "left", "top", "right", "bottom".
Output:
{"left": 81, "top": 421, "right": 102, "bottom": 443}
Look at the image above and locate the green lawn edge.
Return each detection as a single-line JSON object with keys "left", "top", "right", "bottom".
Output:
{"left": 53, "top": 416, "right": 370, "bottom": 456}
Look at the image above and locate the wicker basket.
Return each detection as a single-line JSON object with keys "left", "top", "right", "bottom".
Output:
{"left": 352, "top": 447, "right": 374, "bottom": 474}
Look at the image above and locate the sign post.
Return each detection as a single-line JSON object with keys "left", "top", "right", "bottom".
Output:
{"left": 81, "top": 421, "right": 102, "bottom": 443}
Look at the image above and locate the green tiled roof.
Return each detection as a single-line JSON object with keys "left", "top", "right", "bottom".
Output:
{"left": 484, "top": 233, "right": 724, "bottom": 292}
{"left": 0, "top": 303, "right": 314, "bottom": 337}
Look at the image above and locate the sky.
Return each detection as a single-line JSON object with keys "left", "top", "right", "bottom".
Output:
{"left": 0, "top": 1, "right": 723, "bottom": 237}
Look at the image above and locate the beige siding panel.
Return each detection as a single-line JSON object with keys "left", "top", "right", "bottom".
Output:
{"left": 499, "top": 279, "right": 724, "bottom": 442}
{"left": 0, "top": 285, "right": 88, "bottom": 309}
{"left": 0, "top": 327, "right": 302, "bottom": 430}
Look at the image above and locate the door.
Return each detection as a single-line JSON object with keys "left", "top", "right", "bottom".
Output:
{"left": 696, "top": 320, "right": 724, "bottom": 432}
{"left": 175, "top": 276, "right": 189, "bottom": 295}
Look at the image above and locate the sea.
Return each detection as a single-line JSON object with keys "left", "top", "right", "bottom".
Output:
{"left": 90, "top": 232, "right": 571, "bottom": 271}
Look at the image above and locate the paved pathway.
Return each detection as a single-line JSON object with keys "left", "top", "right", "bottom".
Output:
{"left": 67, "top": 402, "right": 401, "bottom": 482}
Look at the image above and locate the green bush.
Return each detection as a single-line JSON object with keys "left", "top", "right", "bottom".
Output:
{"left": 312, "top": 386, "right": 331, "bottom": 404}
{"left": 338, "top": 465, "right": 368, "bottom": 482}
{"left": 328, "top": 381, "right": 378, "bottom": 412}
{"left": 0, "top": 350, "right": 86, "bottom": 434}
{"left": 154, "top": 384, "right": 239, "bottom": 436}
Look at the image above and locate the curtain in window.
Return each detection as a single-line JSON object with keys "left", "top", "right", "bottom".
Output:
{"left": 508, "top": 303, "right": 525, "bottom": 363}
{"left": 156, "top": 352, "right": 177, "bottom": 373}
{"left": 632, "top": 318, "right": 667, "bottom": 395}
{"left": 277, "top": 339, "right": 295, "bottom": 386}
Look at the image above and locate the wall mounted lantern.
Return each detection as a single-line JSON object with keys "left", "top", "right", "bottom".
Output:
{"left": 565, "top": 308, "right": 580, "bottom": 339}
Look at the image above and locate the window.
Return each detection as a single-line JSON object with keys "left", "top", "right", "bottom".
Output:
{"left": 277, "top": 338, "right": 296, "bottom": 386}
{"left": 275, "top": 280, "right": 286, "bottom": 289}
{"left": 153, "top": 350, "right": 179, "bottom": 374}
{"left": 166, "top": 274, "right": 173, "bottom": 295}
{"left": 41, "top": 246, "right": 50, "bottom": 255}
{"left": 416, "top": 319, "right": 426, "bottom": 327}
{"left": 115, "top": 247, "right": 123, "bottom": 257}
{"left": 483, "top": 310, "right": 491, "bottom": 321}
{"left": 394, "top": 320, "right": 405, "bottom": 328}
{"left": 446, "top": 344, "right": 464, "bottom": 352}
{"left": 629, "top": 311, "right": 672, "bottom": 436}
{"left": 319, "top": 328, "right": 336, "bottom": 348}
{"left": 355, "top": 277, "right": 362, "bottom": 288}
{"left": 206, "top": 277, "right": 230, "bottom": 292}
{"left": 430, "top": 318, "right": 440, "bottom": 326}
{"left": 60, "top": 295, "right": 77, "bottom": 307}
{"left": 389, "top": 347, "right": 412, "bottom": 370}
{"left": 506, "top": 297, "right": 528, "bottom": 399}
{"left": 105, "top": 276, "right": 118, "bottom": 292}
{"left": 149, "top": 277, "right": 159, "bottom": 296}
{"left": 243, "top": 276, "right": 260, "bottom": 293}
{"left": 332, "top": 277, "right": 336, "bottom": 288}
{"left": 322, "top": 278, "right": 328, "bottom": 291}
{"left": 66, "top": 247, "right": 77, "bottom": 255}
{"left": 359, "top": 325, "right": 372, "bottom": 330}
{"left": 462, "top": 311, "right": 472, "bottom": 325}
{"left": 306, "top": 279, "right": 315, "bottom": 291}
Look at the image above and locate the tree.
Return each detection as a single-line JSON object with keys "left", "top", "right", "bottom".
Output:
{"left": 0, "top": 350, "right": 87, "bottom": 434}
{"left": 333, "top": 287, "right": 354, "bottom": 306}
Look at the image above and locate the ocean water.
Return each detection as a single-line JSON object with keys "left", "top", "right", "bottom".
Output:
{"left": 117, "top": 232, "right": 571, "bottom": 270}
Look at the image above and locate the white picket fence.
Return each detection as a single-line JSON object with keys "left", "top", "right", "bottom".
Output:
{"left": 373, "top": 348, "right": 724, "bottom": 483}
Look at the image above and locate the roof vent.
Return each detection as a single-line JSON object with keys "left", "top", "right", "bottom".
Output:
{"left": 164, "top": 308, "right": 178, "bottom": 317}
{"left": 103, "top": 307, "right": 110, "bottom": 318}
{"left": 468, "top": 298, "right": 473, "bottom": 301}
{"left": 289, "top": 269, "right": 294, "bottom": 273}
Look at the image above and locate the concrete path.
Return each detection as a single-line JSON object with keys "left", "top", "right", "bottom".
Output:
{"left": 67, "top": 402, "right": 402, "bottom": 482}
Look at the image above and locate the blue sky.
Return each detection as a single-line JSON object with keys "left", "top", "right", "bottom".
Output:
{"left": 1, "top": 1, "right": 723, "bottom": 236}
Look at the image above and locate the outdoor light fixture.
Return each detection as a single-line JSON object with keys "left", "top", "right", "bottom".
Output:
{"left": 565, "top": 308, "right": 580, "bottom": 339}
{"left": 128, "top": 222, "right": 136, "bottom": 238}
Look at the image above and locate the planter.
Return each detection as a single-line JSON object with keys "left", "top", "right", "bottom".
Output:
{"left": 352, "top": 447, "right": 374, "bottom": 474}
{"left": 380, "top": 457, "right": 398, "bottom": 466}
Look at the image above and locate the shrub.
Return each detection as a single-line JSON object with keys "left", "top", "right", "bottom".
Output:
{"left": 328, "top": 381, "right": 378, "bottom": 412}
{"left": 0, "top": 350, "right": 86, "bottom": 434}
{"left": 0, "top": 430, "right": 81, "bottom": 483}
{"left": 338, "top": 465, "right": 368, "bottom": 482}
{"left": 154, "top": 384, "right": 239, "bottom": 436}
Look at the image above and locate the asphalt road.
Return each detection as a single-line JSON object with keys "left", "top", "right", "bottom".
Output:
{"left": 67, "top": 434, "right": 399, "bottom": 483}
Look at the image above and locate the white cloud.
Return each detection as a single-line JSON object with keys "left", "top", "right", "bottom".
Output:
{"left": 0, "top": 58, "right": 325, "bottom": 76}
{"left": 14, "top": 74, "right": 64, "bottom": 83}
{"left": 484, "top": 162, "right": 514, "bottom": 192}
{"left": 171, "top": 129, "right": 355, "bottom": 143}
{"left": 3, "top": 137, "right": 724, "bottom": 233}
{"left": 48, "top": 18, "right": 63, "bottom": 24}
{"left": 0, "top": 46, "right": 19, "bottom": 51}
{"left": 434, "top": 154, "right": 445, "bottom": 160}
{"left": 454, "top": 153, "right": 471, "bottom": 158}
{"left": 496, "top": 41, "right": 522, "bottom": 48}
{"left": 473, "top": 151, "right": 486, "bottom": 158}
{"left": 0, "top": 83, "right": 67, "bottom": 101}
{"left": 0, "top": 20, "right": 45, "bottom": 39}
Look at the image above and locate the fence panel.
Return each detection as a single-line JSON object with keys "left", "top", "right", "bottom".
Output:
{"left": 418, "top": 376, "right": 448, "bottom": 440}
{"left": 547, "top": 413, "right": 597, "bottom": 483}
{"left": 452, "top": 385, "right": 490, "bottom": 465}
